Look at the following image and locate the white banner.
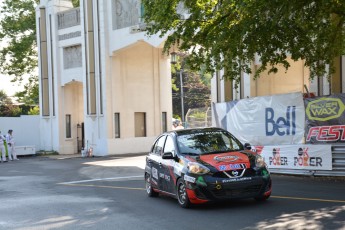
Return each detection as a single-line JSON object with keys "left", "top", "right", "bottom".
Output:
{"left": 252, "top": 145, "right": 332, "bottom": 170}
{"left": 213, "top": 92, "right": 305, "bottom": 145}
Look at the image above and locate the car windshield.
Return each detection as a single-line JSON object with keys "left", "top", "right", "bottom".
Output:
{"left": 176, "top": 130, "right": 243, "bottom": 155}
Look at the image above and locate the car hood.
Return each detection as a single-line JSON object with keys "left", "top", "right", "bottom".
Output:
{"left": 199, "top": 151, "right": 251, "bottom": 171}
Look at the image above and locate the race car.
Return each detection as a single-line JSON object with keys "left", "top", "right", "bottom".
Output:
{"left": 144, "top": 127, "right": 272, "bottom": 208}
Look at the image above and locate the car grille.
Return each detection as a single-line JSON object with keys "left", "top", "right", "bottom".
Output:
{"left": 210, "top": 183, "right": 263, "bottom": 199}
{"left": 212, "top": 168, "right": 257, "bottom": 178}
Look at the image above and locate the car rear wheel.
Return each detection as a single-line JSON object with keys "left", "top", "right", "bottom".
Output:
{"left": 145, "top": 173, "right": 159, "bottom": 197}
{"left": 176, "top": 178, "right": 191, "bottom": 208}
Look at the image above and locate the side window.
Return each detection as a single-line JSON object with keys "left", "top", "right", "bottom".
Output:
{"left": 164, "top": 136, "right": 175, "bottom": 154}
{"left": 152, "top": 136, "right": 166, "bottom": 156}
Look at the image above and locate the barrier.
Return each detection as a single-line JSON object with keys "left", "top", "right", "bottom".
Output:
{"left": 269, "top": 144, "right": 345, "bottom": 177}
{"left": 15, "top": 146, "right": 36, "bottom": 156}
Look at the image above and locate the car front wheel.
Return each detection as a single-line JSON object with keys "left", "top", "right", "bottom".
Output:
{"left": 145, "top": 173, "right": 159, "bottom": 197}
{"left": 176, "top": 178, "right": 191, "bottom": 208}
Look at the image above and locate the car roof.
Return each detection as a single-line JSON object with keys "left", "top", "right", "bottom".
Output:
{"left": 165, "top": 127, "right": 226, "bottom": 136}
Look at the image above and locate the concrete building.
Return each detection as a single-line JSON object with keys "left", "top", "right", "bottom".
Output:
{"left": 35, "top": 0, "right": 344, "bottom": 155}
{"left": 211, "top": 56, "right": 345, "bottom": 103}
{"left": 36, "top": 0, "right": 172, "bottom": 155}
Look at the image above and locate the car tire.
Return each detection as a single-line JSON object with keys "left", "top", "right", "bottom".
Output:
{"left": 145, "top": 173, "right": 159, "bottom": 197}
{"left": 176, "top": 178, "right": 191, "bottom": 208}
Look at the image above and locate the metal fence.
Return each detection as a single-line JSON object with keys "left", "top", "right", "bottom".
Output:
{"left": 270, "top": 144, "right": 345, "bottom": 177}
{"left": 185, "top": 107, "right": 212, "bottom": 129}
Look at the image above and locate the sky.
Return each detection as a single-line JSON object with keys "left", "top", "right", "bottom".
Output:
{"left": 0, "top": 74, "right": 27, "bottom": 96}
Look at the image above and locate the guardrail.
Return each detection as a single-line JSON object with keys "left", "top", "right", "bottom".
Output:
{"left": 269, "top": 144, "right": 345, "bottom": 177}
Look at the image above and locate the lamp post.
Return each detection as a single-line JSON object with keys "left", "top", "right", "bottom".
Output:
{"left": 171, "top": 52, "right": 185, "bottom": 124}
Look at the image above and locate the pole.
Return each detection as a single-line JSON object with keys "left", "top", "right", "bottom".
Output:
{"left": 179, "top": 68, "right": 185, "bottom": 123}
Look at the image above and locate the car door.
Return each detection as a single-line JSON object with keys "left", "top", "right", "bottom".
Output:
{"left": 148, "top": 135, "right": 166, "bottom": 191}
{"left": 159, "top": 135, "right": 177, "bottom": 195}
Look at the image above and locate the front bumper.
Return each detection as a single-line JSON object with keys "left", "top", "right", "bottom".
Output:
{"left": 185, "top": 169, "right": 272, "bottom": 203}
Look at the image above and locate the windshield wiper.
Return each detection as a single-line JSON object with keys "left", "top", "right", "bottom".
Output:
{"left": 204, "top": 150, "right": 231, "bottom": 154}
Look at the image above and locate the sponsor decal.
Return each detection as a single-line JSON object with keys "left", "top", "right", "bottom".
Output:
{"left": 152, "top": 167, "right": 158, "bottom": 179}
{"left": 265, "top": 106, "right": 296, "bottom": 136}
{"left": 214, "top": 155, "right": 238, "bottom": 162}
{"left": 229, "top": 163, "right": 246, "bottom": 169}
{"left": 294, "top": 147, "right": 322, "bottom": 167}
{"left": 201, "top": 153, "right": 250, "bottom": 168}
{"left": 306, "top": 98, "right": 345, "bottom": 121}
{"left": 219, "top": 165, "right": 227, "bottom": 171}
{"left": 159, "top": 173, "right": 171, "bottom": 181}
{"left": 222, "top": 177, "right": 252, "bottom": 183}
{"left": 214, "top": 92, "right": 305, "bottom": 145}
{"left": 196, "top": 176, "right": 207, "bottom": 186}
{"left": 268, "top": 148, "right": 288, "bottom": 166}
{"left": 306, "top": 125, "right": 345, "bottom": 142}
{"left": 184, "top": 175, "right": 196, "bottom": 183}
{"left": 260, "top": 145, "right": 332, "bottom": 170}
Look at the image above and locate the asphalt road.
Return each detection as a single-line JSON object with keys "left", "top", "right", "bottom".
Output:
{"left": 0, "top": 155, "right": 344, "bottom": 230}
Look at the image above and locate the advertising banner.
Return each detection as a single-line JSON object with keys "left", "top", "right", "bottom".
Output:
{"left": 304, "top": 94, "right": 345, "bottom": 143}
{"left": 253, "top": 145, "right": 332, "bottom": 170}
{"left": 213, "top": 92, "right": 305, "bottom": 145}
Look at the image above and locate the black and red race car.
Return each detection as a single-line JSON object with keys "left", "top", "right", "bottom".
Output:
{"left": 144, "top": 127, "right": 272, "bottom": 208}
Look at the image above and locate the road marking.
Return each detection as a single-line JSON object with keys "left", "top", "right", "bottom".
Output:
{"left": 58, "top": 175, "right": 143, "bottom": 185}
{"left": 272, "top": 195, "right": 345, "bottom": 203}
{"left": 60, "top": 183, "right": 145, "bottom": 191}
{"left": 58, "top": 181, "right": 345, "bottom": 204}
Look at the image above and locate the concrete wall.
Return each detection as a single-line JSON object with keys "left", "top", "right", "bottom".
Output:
{"left": 0, "top": 115, "right": 40, "bottom": 150}
{"left": 251, "top": 58, "right": 310, "bottom": 97}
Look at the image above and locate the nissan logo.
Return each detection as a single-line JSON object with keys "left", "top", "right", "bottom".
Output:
{"left": 231, "top": 171, "right": 239, "bottom": 176}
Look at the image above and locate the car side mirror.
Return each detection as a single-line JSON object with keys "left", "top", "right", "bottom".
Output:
{"left": 162, "top": 152, "right": 175, "bottom": 160}
{"left": 244, "top": 143, "right": 252, "bottom": 150}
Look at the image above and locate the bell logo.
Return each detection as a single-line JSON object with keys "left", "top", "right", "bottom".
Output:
{"left": 265, "top": 106, "right": 296, "bottom": 136}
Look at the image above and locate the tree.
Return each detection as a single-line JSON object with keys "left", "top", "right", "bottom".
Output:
{"left": 15, "top": 75, "right": 39, "bottom": 105}
{"left": 0, "top": 90, "right": 22, "bottom": 117}
{"left": 28, "top": 105, "right": 39, "bottom": 115}
{"left": 0, "top": 0, "right": 80, "bottom": 103}
{"left": 0, "top": 0, "right": 38, "bottom": 81}
{"left": 172, "top": 64, "right": 210, "bottom": 119}
{"left": 142, "top": 0, "right": 345, "bottom": 85}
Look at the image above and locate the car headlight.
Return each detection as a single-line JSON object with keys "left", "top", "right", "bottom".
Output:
{"left": 255, "top": 155, "right": 265, "bottom": 168}
{"left": 188, "top": 162, "right": 210, "bottom": 175}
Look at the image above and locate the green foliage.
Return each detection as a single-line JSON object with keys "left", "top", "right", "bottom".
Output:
{"left": 72, "top": 0, "right": 80, "bottom": 7}
{"left": 28, "top": 105, "right": 39, "bottom": 115}
{"left": 15, "top": 75, "right": 39, "bottom": 105}
{"left": 0, "top": 0, "right": 79, "bottom": 105}
{"left": 172, "top": 66, "right": 210, "bottom": 118}
{"left": 0, "top": 0, "right": 39, "bottom": 80}
{"left": 0, "top": 90, "right": 22, "bottom": 117}
{"left": 142, "top": 0, "right": 345, "bottom": 83}
{"left": 191, "top": 111, "right": 206, "bottom": 119}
